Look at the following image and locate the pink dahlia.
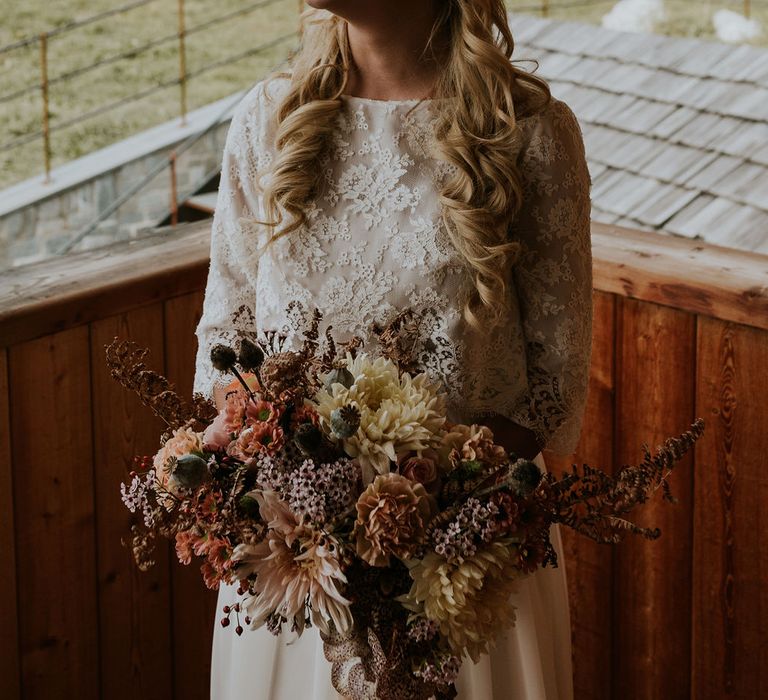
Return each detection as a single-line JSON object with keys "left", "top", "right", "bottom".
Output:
{"left": 232, "top": 490, "right": 352, "bottom": 635}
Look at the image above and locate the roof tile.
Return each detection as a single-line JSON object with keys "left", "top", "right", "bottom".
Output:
{"left": 664, "top": 196, "right": 734, "bottom": 238}
{"left": 590, "top": 167, "right": 625, "bottom": 199}
{"left": 636, "top": 142, "right": 718, "bottom": 183}
{"left": 751, "top": 142, "right": 768, "bottom": 168}
{"left": 601, "top": 133, "right": 667, "bottom": 172}
{"left": 697, "top": 202, "right": 768, "bottom": 247}
{"left": 673, "top": 41, "right": 735, "bottom": 77}
{"left": 533, "top": 51, "right": 583, "bottom": 78}
{"left": 631, "top": 71, "right": 703, "bottom": 104}
{"left": 671, "top": 113, "right": 741, "bottom": 150}
{"left": 629, "top": 184, "right": 700, "bottom": 227}
{"left": 673, "top": 78, "right": 732, "bottom": 111}
{"left": 663, "top": 193, "right": 717, "bottom": 237}
{"left": 506, "top": 12, "right": 768, "bottom": 253}
{"left": 708, "top": 161, "right": 768, "bottom": 210}
{"left": 597, "top": 173, "right": 662, "bottom": 215}
{"left": 608, "top": 98, "right": 677, "bottom": 134}
{"left": 712, "top": 120, "right": 768, "bottom": 160}
{"left": 596, "top": 63, "right": 659, "bottom": 97}
{"left": 686, "top": 155, "right": 744, "bottom": 191}
{"left": 647, "top": 106, "right": 699, "bottom": 139}
{"left": 712, "top": 43, "right": 767, "bottom": 82}
{"left": 724, "top": 87, "right": 768, "bottom": 122}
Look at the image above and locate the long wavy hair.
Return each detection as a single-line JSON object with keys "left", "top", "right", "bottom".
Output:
{"left": 251, "top": 1, "right": 552, "bottom": 331}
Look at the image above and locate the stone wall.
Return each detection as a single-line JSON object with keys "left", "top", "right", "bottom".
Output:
{"left": 0, "top": 99, "right": 236, "bottom": 270}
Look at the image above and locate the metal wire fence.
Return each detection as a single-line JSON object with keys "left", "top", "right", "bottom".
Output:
{"left": 0, "top": 0, "right": 763, "bottom": 185}
{"left": 0, "top": 0, "right": 301, "bottom": 183}
{"left": 1, "top": 0, "right": 765, "bottom": 259}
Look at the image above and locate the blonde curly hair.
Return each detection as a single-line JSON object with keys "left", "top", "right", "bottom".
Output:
{"left": 251, "top": 1, "right": 552, "bottom": 331}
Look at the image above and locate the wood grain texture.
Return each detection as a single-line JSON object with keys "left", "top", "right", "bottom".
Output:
{"left": 546, "top": 291, "right": 616, "bottom": 700}
{"left": 591, "top": 223, "right": 768, "bottom": 330}
{"left": 0, "top": 221, "right": 210, "bottom": 347}
{"left": 164, "top": 291, "right": 219, "bottom": 700}
{"left": 91, "top": 305, "right": 174, "bottom": 700}
{"left": 0, "top": 349, "right": 20, "bottom": 700}
{"left": 612, "top": 297, "right": 696, "bottom": 700}
{"left": 692, "top": 318, "right": 767, "bottom": 699}
{"left": 10, "top": 326, "right": 99, "bottom": 700}
{"left": 2, "top": 220, "right": 767, "bottom": 348}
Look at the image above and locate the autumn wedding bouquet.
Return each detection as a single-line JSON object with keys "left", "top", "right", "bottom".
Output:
{"left": 108, "top": 305, "right": 704, "bottom": 700}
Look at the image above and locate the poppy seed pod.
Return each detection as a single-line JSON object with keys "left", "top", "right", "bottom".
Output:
{"left": 170, "top": 454, "right": 210, "bottom": 490}
{"left": 238, "top": 493, "right": 260, "bottom": 518}
{"left": 323, "top": 366, "right": 354, "bottom": 392}
{"left": 238, "top": 338, "right": 265, "bottom": 372}
{"left": 330, "top": 403, "right": 361, "bottom": 439}
{"left": 210, "top": 344, "right": 237, "bottom": 372}
{"left": 294, "top": 422, "right": 323, "bottom": 455}
{"left": 510, "top": 459, "right": 542, "bottom": 495}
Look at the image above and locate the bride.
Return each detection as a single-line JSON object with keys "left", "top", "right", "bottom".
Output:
{"left": 193, "top": 1, "right": 593, "bottom": 698}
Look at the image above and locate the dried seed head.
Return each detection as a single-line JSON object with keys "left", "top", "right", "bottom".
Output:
{"left": 294, "top": 422, "right": 323, "bottom": 455}
{"left": 210, "top": 344, "right": 237, "bottom": 372}
{"left": 510, "top": 459, "right": 542, "bottom": 495}
{"left": 330, "top": 403, "right": 361, "bottom": 438}
{"left": 238, "top": 338, "right": 265, "bottom": 372}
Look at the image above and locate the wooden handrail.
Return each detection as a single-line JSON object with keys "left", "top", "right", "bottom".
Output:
{"left": 1, "top": 220, "right": 767, "bottom": 347}
{"left": 592, "top": 224, "right": 768, "bottom": 330}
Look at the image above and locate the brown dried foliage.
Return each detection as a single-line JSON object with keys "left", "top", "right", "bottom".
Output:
{"left": 104, "top": 336, "right": 217, "bottom": 431}
{"left": 544, "top": 417, "right": 706, "bottom": 543}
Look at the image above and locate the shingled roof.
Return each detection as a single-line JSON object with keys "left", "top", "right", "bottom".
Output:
{"left": 509, "top": 12, "right": 768, "bottom": 254}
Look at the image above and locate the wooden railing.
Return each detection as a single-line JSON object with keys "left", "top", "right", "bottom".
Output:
{"left": 0, "top": 220, "right": 766, "bottom": 699}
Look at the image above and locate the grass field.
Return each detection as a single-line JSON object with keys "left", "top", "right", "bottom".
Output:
{"left": 1, "top": 0, "right": 766, "bottom": 189}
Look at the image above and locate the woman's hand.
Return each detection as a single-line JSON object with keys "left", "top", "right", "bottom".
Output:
{"left": 480, "top": 413, "right": 541, "bottom": 461}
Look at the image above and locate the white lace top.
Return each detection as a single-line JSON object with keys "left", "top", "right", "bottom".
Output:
{"left": 193, "top": 76, "right": 593, "bottom": 455}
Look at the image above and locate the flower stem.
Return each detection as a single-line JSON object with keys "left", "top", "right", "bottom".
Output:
{"left": 230, "top": 366, "right": 259, "bottom": 405}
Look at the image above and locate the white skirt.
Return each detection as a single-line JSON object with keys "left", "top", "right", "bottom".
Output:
{"left": 210, "top": 451, "right": 574, "bottom": 700}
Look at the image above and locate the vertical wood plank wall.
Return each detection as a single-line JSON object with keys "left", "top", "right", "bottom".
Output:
{"left": 1, "top": 250, "right": 766, "bottom": 698}
{"left": 1, "top": 293, "right": 217, "bottom": 700}
{"left": 544, "top": 300, "right": 766, "bottom": 700}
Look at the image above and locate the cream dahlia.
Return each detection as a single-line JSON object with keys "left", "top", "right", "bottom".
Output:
{"left": 400, "top": 539, "right": 522, "bottom": 662}
{"left": 231, "top": 489, "right": 352, "bottom": 636}
{"left": 307, "top": 351, "right": 447, "bottom": 484}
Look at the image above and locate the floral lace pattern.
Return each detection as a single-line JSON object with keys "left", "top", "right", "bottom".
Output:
{"left": 193, "top": 77, "right": 593, "bottom": 455}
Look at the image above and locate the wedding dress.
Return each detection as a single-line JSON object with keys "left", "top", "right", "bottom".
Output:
{"left": 193, "top": 75, "right": 593, "bottom": 700}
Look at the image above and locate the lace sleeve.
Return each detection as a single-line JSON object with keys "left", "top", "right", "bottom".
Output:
{"left": 192, "top": 85, "right": 266, "bottom": 401}
{"left": 505, "top": 98, "right": 594, "bottom": 455}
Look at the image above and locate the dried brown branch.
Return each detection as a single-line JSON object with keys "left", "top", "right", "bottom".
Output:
{"left": 546, "top": 418, "right": 705, "bottom": 543}
{"left": 104, "top": 336, "right": 216, "bottom": 429}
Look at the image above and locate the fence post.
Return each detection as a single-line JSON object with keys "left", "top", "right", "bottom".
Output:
{"left": 542, "top": 0, "right": 549, "bottom": 17}
{"left": 744, "top": 0, "right": 750, "bottom": 18}
{"left": 177, "top": 0, "right": 188, "bottom": 126}
{"left": 39, "top": 32, "right": 52, "bottom": 184}
{"left": 169, "top": 150, "right": 179, "bottom": 226}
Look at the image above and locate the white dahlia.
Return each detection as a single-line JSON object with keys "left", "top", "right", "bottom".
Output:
{"left": 399, "top": 539, "right": 522, "bottom": 662}
{"left": 307, "top": 352, "right": 447, "bottom": 485}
